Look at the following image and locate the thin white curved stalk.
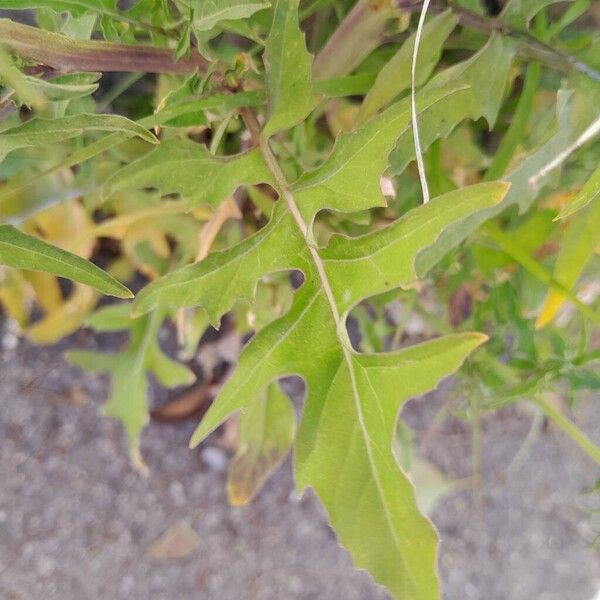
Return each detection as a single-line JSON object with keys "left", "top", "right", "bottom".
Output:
{"left": 411, "top": 0, "right": 432, "bottom": 204}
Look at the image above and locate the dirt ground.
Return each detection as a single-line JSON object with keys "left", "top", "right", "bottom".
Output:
{"left": 0, "top": 320, "right": 599, "bottom": 600}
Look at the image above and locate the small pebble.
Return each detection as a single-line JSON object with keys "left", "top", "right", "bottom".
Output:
{"left": 201, "top": 447, "right": 228, "bottom": 472}
{"left": 36, "top": 556, "right": 56, "bottom": 577}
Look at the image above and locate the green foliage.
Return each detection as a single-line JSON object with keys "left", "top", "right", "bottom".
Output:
{"left": 292, "top": 86, "right": 466, "bottom": 238}
{"left": 106, "top": 140, "right": 273, "bottom": 208}
{"left": 501, "top": 0, "right": 575, "bottom": 27}
{"left": 0, "top": 114, "right": 157, "bottom": 162}
{"left": 176, "top": 0, "right": 271, "bottom": 32}
{"left": 537, "top": 189, "right": 600, "bottom": 327}
{"left": 0, "top": 224, "right": 132, "bottom": 298}
{"left": 67, "top": 304, "right": 195, "bottom": 451}
{"left": 557, "top": 163, "right": 600, "bottom": 219}
{"left": 390, "top": 35, "right": 515, "bottom": 173}
{"left": 262, "top": 0, "right": 316, "bottom": 137}
{"left": 357, "top": 10, "right": 458, "bottom": 124}
{"left": 1, "top": 1, "right": 599, "bottom": 598}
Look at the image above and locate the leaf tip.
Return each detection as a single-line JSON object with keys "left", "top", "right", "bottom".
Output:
{"left": 188, "top": 431, "right": 202, "bottom": 449}
{"left": 468, "top": 331, "right": 489, "bottom": 347}
{"left": 114, "top": 285, "right": 135, "bottom": 300}
{"left": 129, "top": 301, "right": 148, "bottom": 319}
{"left": 490, "top": 180, "right": 512, "bottom": 202}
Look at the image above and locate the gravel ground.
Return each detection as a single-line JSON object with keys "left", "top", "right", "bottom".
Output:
{"left": 0, "top": 322, "right": 599, "bottom": 600}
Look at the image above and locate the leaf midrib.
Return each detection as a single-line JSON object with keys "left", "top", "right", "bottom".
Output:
{"left": 253, "top": 114, "right": 419, "bottom": 597}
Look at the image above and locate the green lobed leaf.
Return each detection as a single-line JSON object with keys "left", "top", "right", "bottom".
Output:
{"left": 188, "top": 271, "right": 485, "bottom": 598}
{"left": 262, "top": 0, "right": 317, "bottom": 137}
{"left": 133, "top": 179, "right": 503, "bottom": 598}
{"left": 291, "top": 85, "right": 468, "bottom": 240}
{"left": 0, "top": 113, "right": 157, "bottom": 163}
{"left": 321, "top": 182, "right": 510, "bottom": 314}
{"left": 390, "top": 35, "right": 515, "bottom": 174}
{"left": 356, "top": 10, "right": 458, "bottom": 124}
{"left": 105, "top": 139, "right": 275, "bottom": 207}
{"left": 0, "top": 224, "right": 132, "bottom": 298}
{"left": 294, "top": 333, "right": 487, "bottom": 600}
{"left": 66, "top": 306, "right": 195, "bottom": 450}
{"left": 131, "top": 204, "right": 308, "bottom": 323}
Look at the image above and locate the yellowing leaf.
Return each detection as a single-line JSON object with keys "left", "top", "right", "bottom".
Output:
{"left": 24, "top": 199, "right": 95, "bottom": 258}
{"left": 27, "top": 284, "right": 97, "bottom": 344}
{"left": 146, "top": 520, "right": 200, "bottom": 560}
{"left": 0, "top": 267, "right": 32, "bottom": 326}
{"left": 22, "top": 271, "right": 62, "bottom": 314}
{"left": 227, "top": 381, "right": 295, "bottom": 506}
{"left": 71, "top": 201, "right": 211, "bottom": 246}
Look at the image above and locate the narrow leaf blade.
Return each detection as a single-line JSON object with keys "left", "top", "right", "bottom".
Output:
{"left": 0, "top": 113, "right": 157, "bottom": 162}
{"left": 262, "top": 0, "right": 316, "bottom": 137}
{"left": 0, "top": 225, "right": 133, "bottom": 298}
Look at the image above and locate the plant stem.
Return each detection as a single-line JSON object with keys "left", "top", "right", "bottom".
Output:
{"left": 444, "top": 1, "right": 600, "bottom": 83}
{"left": 209, "top": 111, "right": 235, "bottom": 155}
{"left": 532, "top": 396, "right": 600, "bottom": 466}
{"left": 240, "top": 107, "right": 385, "bottom": 510}
{"left": 411, "top": 0, "right": 432, "bottom": 204}
{"left": 240, "top": 107, "right": 342, "bottom": 325}
{"left": 0, "top": 19, "right": 208, "bottom": 74}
